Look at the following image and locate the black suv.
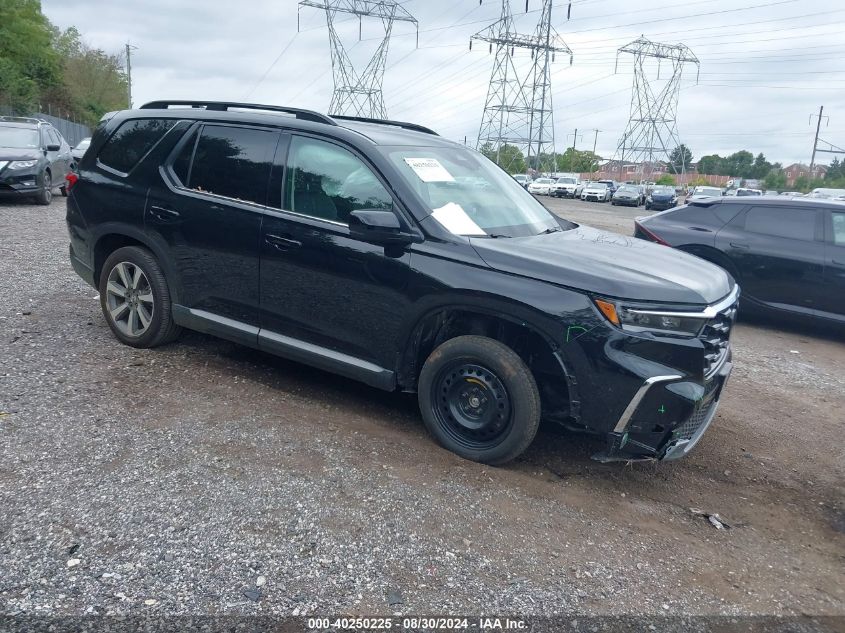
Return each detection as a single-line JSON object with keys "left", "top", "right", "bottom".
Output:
{"left": 635, "top": 196, "right": 845, "bottom": 324}
{"left": 66, "top": 100, "right": 737, "bottom": 465}
{"left": 0, "top": 116, "right": 73, "bottom": 204}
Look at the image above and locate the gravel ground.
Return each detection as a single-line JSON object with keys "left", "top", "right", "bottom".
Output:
{"left": 1, "top": 197, "right": 843, "bottom": 619}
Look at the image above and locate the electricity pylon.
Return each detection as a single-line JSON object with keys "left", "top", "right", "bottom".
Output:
{"left": 613, "top": 36, "right": 699, "bottom": 183}
{"left": 472, "top": 0, "right": 572, "bottom": 174}
{"left": 299, "top": 0, "right": 418, "bottom": 118}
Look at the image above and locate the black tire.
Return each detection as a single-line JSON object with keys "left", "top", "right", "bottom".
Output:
{"left": 36, "top": 171, "right": 52, "bottom": 205}
{"left": 418, "top": 335, "right": 541, "bottom": 465}
{"left": 99, "top": 246, "right": 182, "bottom": 348}
{"left": 60, "top": 184, "right": 68, "bottom": 197}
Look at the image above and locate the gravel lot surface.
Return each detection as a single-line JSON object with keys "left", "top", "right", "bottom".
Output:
{"left": 1, "top": 196, "right": 843, "bottom": 618}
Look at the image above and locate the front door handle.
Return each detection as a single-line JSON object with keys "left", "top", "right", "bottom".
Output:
{"left": 149, "top": 205, "right": 181, "bottom": 221}
{"left": 730, "top": 242, "right": 750, "bottom": 249}
{"left": 265, "top": 234, "right": 302, "bottom": 250}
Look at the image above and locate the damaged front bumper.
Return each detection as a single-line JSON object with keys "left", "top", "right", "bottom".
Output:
{"left": 592, "top": 356, "right": 732, "bottom": 463}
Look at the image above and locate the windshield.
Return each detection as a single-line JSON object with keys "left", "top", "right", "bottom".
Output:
{"left": 75, "top": 138, "right": 91, "bottom": 150}
{"left": 557, "top": 177, "right": 576, "bottom": 184}
{"left": 0, "top": 126, "right": 39, "bottom": 149}
{"left": 695, "top": 187, "right": 722, "bottom": 196}
{"left": 589, "top": 183, "right": 608, "bottom": 189}
{"left": 617, "top": 186, "right": 638, "bottom": 193}
{"left": 652, "top": 186, "right": 675, "bottom": 194}
{"left": 385, "top": 146, "right": 561, "bottom": 237}
{"left": 512, "top": 175, "right": 527, "bottom": 181}
{"left": 535, "top": 178, "right": 553, "bottom": 184}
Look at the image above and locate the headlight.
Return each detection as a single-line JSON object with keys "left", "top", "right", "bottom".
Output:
{"left": 594, "top": 298, "right": 706, "bottom": 336}
{"left": 8, "top": 160, "right": 38, "bottom": 170}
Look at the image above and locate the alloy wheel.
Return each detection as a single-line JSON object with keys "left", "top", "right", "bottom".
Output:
{"left": 43, "top": 172, "right": 52, "bottom": 203}
{"left": 105, "top": 261, "right": 154, "bottom": 337}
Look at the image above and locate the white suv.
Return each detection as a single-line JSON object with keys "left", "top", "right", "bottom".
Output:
{"left": 550, "top": 176, "right": 580, "bottom": 198}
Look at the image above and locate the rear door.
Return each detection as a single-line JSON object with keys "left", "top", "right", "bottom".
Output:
{"left": 715, "top": 204, "right": 825, "bottom": 314}
{"left": 819, "top": 209, "right": 845, "bottom": 320}
{"left": 145, "top": 122, "right": 279, "bottom": 330}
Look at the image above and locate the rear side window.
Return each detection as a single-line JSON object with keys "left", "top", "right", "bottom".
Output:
{"left": 98, "top": 118, "right": 175, "bottom": 173}
{"left": 744, "top": 206, "right": 815, "bottom": 241}
{"left": 832, "top": 212, "right": 845, "bottom": 246}
{"left": 182, "top": 125, "right": 276, "bottom": 206}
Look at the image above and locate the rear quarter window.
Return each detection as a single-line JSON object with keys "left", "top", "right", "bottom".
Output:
{"left": 98, "top": 118, "right": 176, "bottom": 174}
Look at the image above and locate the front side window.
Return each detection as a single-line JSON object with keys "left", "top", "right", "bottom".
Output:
{"left": 186, "top": 125, "right": 276, "bottom": 206}
{"left": 745, "top": 206, "right": 815, "bottom": 241}
{"left": 98, "top": 118, "right": 176, "bottom": 173}
{"left": 285, "top": 135, "right": 392, "bottom": 224}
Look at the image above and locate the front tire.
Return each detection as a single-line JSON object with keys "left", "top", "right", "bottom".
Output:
{"left": 418, "top": 335, "right": 541, "bottom": 465}
{"left": 36, "top": 171, "right": 52, "bottom": 205}
{"left": 99, "top": 246, "right": 182, "bottom": 348}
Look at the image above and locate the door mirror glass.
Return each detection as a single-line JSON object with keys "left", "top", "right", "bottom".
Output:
{"left": 46, "top": 143, "right": 61, "bottom": 152}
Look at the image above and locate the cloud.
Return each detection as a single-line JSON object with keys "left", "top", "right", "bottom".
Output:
{"left": 42, "top": 0, "right": 845, "bottom": 164}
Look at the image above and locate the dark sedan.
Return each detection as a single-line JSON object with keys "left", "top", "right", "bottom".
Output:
{"left": 611, "top": 184, "right": 642, "bottom": 207}
{"left": 645, "top": 185, "right": 678, "bottom": 211}
{"left": 634, "top": 197, "right": 845, "bottom": 324}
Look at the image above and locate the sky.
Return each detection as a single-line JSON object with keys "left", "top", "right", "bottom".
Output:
{"left": 42, "top": 0, "right": 845, "bottom": 166}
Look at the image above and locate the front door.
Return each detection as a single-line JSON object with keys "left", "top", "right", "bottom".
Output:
{"left": 716, "top": 204, "right": 826, "bottom": 315}
{"left": 145, "top": 122, "right": 279, "bottom": 328}
{"left": 259, "top": 134, "right": 412, "bottom": 377}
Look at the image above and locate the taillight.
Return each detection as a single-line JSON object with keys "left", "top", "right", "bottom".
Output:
{"left": 634, "top": 220, "right": 670, "bottom": 246}
{"left": 65, "top": 172, "right": 78, "bottom": 192}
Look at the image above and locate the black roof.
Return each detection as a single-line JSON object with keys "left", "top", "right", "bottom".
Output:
{"left": 134, "top": 100, "right": 456, "bottom": 148}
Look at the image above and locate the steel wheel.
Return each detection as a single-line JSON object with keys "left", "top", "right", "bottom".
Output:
{"left": 432, "top": 362, "right": 513, "bottom": 450}
{"left": 105, "top": 261, "right": 154, "bottom": 338}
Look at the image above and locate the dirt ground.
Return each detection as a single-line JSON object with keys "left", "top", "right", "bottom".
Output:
{"left": 0, "top": 196, "right": 843, "bottom": 618}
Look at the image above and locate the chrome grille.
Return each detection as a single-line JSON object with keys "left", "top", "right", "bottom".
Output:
{"left": 699, "top": 300, "right": 737, "bottom": 377}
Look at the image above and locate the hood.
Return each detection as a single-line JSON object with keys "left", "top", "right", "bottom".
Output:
{"left": 0, "top": 148, "right": 40, "bottom": 162}
{"left": 469, "top": 225, "right": 733, "bottom": 305}
{"left": 584, "top": 186, "right": 607, "bottom": 193}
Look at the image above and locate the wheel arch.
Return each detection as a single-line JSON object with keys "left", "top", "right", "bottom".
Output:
{"left": 397, "top": 299, "right": 578, "bottom": 424}
{"left": 92, "top": 226, "right": 181, "bottom": 304}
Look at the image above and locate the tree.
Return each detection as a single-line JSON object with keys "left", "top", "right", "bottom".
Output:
{"left": 696, "top": 154, "right": 722, "bottom": 176}
{"left": 826, "top": 157, "right": 843, "bottom": 182}
{"left": 763, "top": 169, "right": 786, "bottom": 192}
{"left": 480, "top": 143, "right": 526, "bottom": 174}
{"left": 669, "top": 144, "right": 693, "bottom": 174}
{"left": 555, "top": 147, "right": 601, "bottom": 173}
{"left": 655, "top": 174, "right": 675, "bottom": 186}
{"left": 750, "top": 153, "right": 773, "bottom": 180}
{"left": 0, "top": 0, "right": 61, "bottom": 111}
{"left": 722, "top": 151, "right": 755, "bottom": 178}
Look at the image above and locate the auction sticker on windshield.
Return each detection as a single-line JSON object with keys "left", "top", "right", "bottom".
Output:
{"left": 431, "top": 202, "right": 485, "bottom": 236}
{"left": 403, "top": 157, "right": 455, "bottom": 182}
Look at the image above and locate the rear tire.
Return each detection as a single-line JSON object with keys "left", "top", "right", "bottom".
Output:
{"left": 418, "top": 335, "right": 541, "bottom": 465}
{"left": 99, "top": 246, "right": 182, "bottom": 348}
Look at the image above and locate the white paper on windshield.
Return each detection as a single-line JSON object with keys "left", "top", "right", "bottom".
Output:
{"left": 403, "top": 157, "right": 455, "bottom": 183}
{"left": 431, "top": 202, "right": 486, "bottom": 236}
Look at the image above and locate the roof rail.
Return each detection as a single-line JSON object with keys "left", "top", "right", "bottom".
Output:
{"left": 139, "top": 101, "right": 337, "bottom": 126}
{"left": 331, "top": 115, "right": 439, "bottom": 136}
{"left": 0, "top": 115, "right": 44, "bottom": 125}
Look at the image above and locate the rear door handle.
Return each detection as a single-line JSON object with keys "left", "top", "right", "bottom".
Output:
{"left": 265, "top": 234, "right": 302, "bottom": 250}
{"left": 730, "top": 242, "right": 750, "bottom": 249}
{"left": 149, "top": 205, "right": 181, "bottom": 221}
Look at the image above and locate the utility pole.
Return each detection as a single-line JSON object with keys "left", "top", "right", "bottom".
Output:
{"left": 591, "top": 128, "right": 601, "bottom": 177}
{"left": 809, "top": 105, "right": 826, "bottom": 173}
{"left": 567, "top": 128, "right": 582, "bottom": 172}
{"left": 125, "top": 43, "right": 137, "bottom": 109}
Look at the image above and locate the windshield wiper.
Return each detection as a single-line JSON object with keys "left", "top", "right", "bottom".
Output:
{"left": 537, "top": 227, "right": 562, "bottom": 235}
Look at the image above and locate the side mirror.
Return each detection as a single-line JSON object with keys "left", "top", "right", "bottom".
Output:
{"left": 349, "top": 209, "right": 416, "bottom": 246}
{"left": 46, "top": 143, "right": 61, "bottom": 152}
